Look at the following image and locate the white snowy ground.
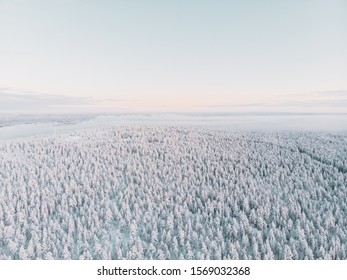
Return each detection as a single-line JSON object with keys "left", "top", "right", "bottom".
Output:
{"left": 0, "top": 126, "right": 346, "bottom": 259}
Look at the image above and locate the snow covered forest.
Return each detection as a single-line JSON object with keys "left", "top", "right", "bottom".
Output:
{"left": 0, "top": 126, "right": 346, "bottom": 260}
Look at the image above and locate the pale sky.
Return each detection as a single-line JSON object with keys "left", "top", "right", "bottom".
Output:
{"left": 0, "top": 0, "right": 346, "bottom": 113}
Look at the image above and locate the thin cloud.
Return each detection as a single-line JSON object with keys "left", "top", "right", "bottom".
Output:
{"left": 0, "top": 88, "right": 125, "bottom": 113}
{"left": 204, "top": 90, "right": 347, "bottom": 111}
{"left": 312, "top": 90, "right": 347, "bottom": 97}
{"left": 284, "top": 90, "right": 347, "bottom": 99}
{"left": 205, "top": 102, "right": 266, "bottom": 108}
{"left": 273, "top": 99, "right": 347, "bottom": 107}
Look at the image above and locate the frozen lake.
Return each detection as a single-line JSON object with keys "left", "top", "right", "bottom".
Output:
{"left": 0, "top": 113, "right": 346, "bottom": 140}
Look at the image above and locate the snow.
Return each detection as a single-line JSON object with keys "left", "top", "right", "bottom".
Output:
{"left": 0, "top": 126, "right": 346, "bottom": 259}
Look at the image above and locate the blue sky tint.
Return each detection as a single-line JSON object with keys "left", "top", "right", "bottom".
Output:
{"left": 0, "top": 0, "right": 346, "bottom": 113}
